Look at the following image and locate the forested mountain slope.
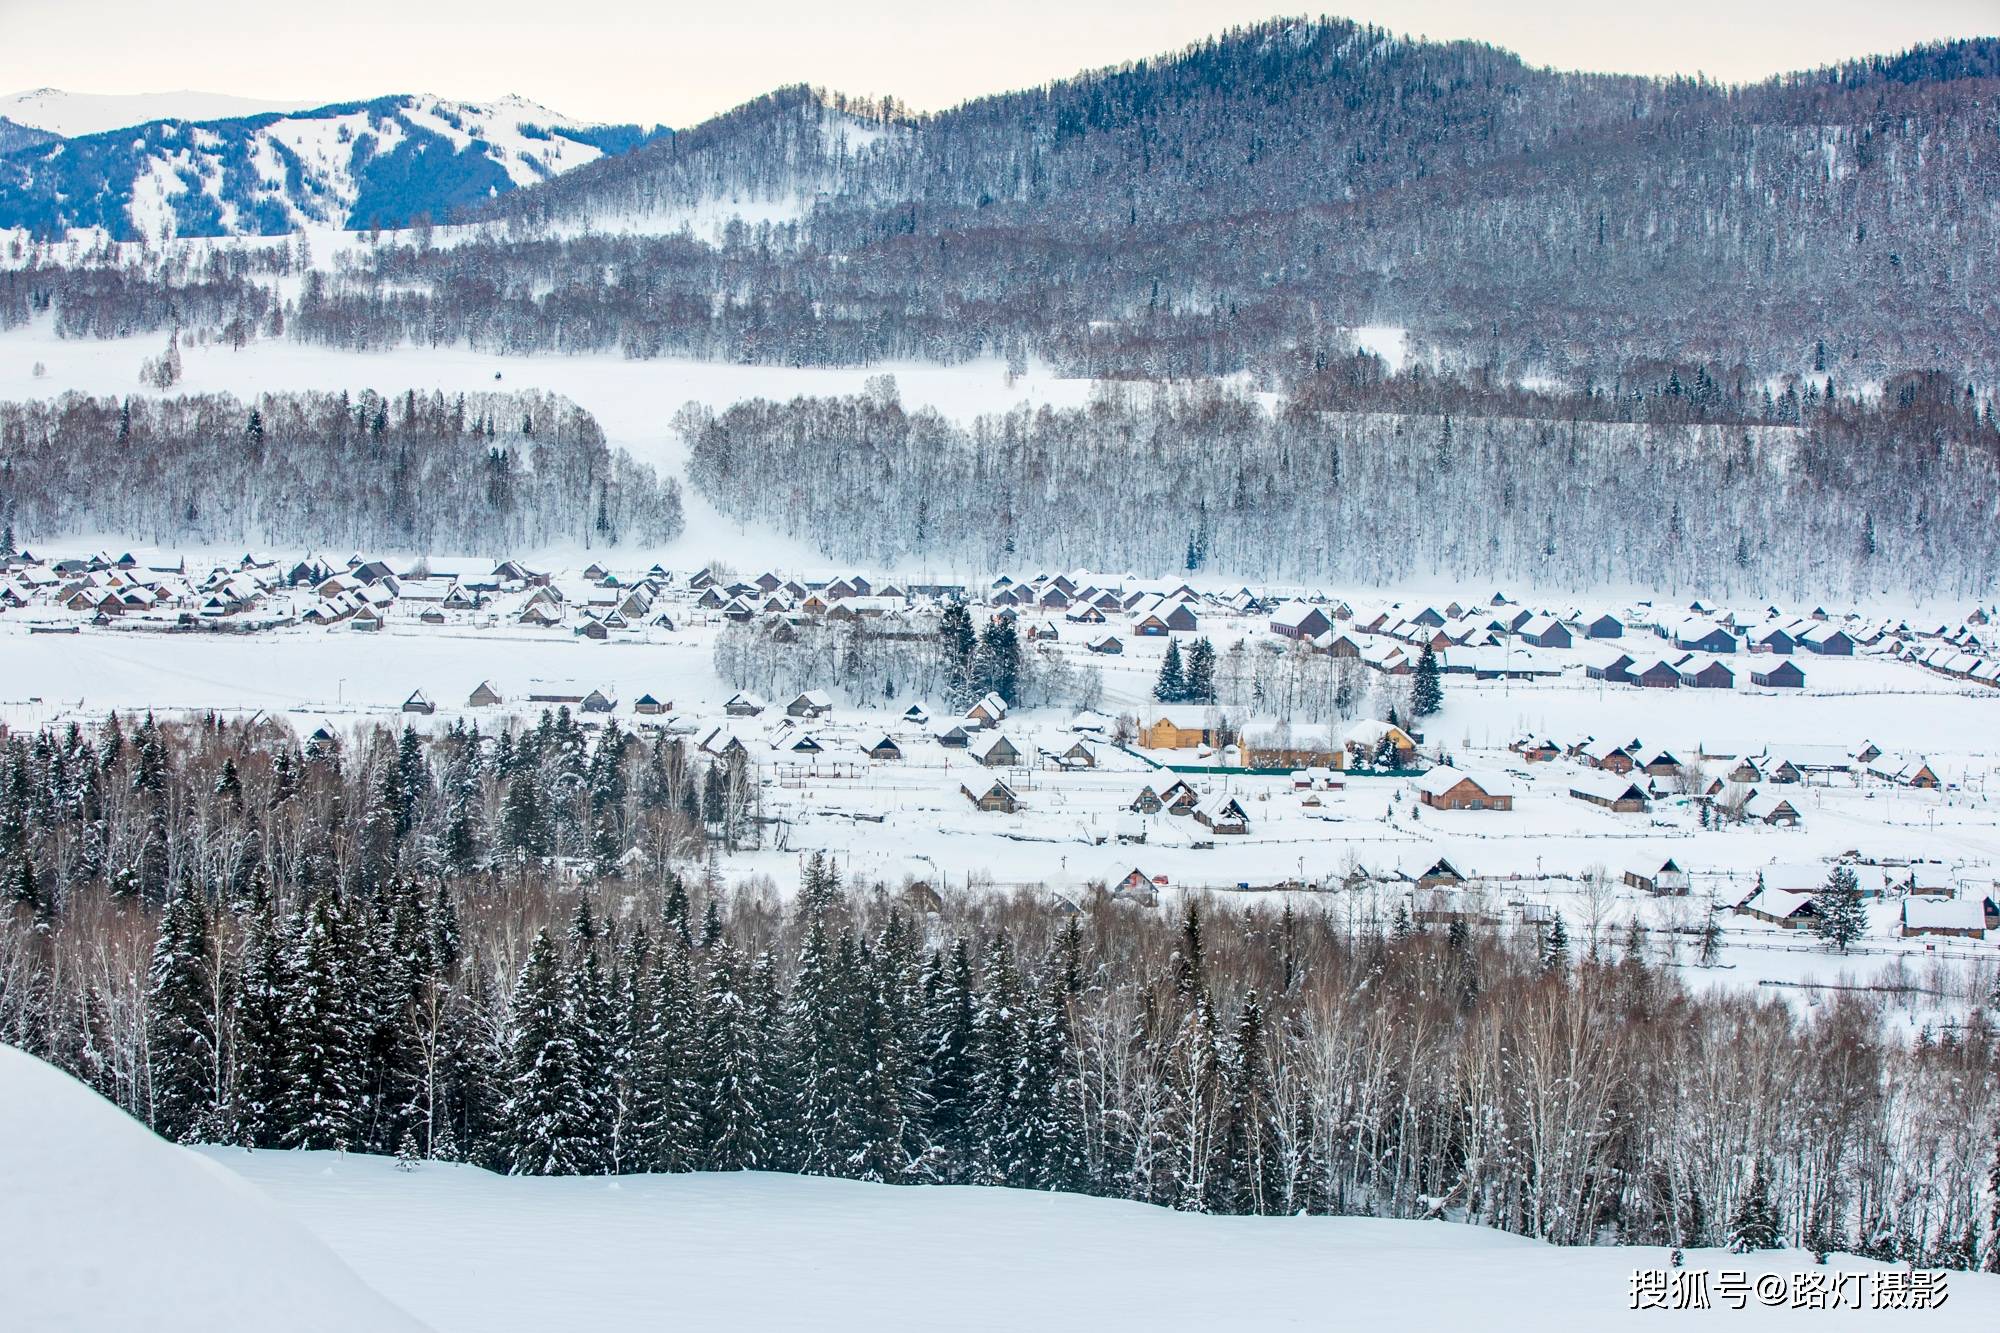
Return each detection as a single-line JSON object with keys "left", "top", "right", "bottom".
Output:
{"left": 465, "top": 20, "right": 2000, "bottom": 378}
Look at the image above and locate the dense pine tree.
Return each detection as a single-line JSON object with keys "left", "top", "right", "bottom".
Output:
{"left": 144, "top": 871, "right": 227, "bottom": 1142}
{"left": 1413, "top": 642, "right": 1444, "bottom": 717}
{"left": 282, "top": 890, "right": 363, "bottom": 1150}
{"left": 1154, "top": 639, "right": 1186, "bottom": 703}
{"left": 1813, "top": 865, "right": 1868, "bottom": 953}
{"left": 504, "top": 929, "right": 595, "bottom": 1175}
{"left": 230, "top": 870, "right": 289, "bottom": 1145}
{"left": 1728, "top": 1162, "right": 1782, "bottom": 1252}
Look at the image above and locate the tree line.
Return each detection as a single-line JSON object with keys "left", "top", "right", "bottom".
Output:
{"left": 710, "top": 603, "right": 1106, "bottom": 715}
{"left": 681, "top": 377, "right": 2000, "bottom": 600}
{"left": 0, "top": 714, "right": 1996, "bottom": 1269}
{"left": 0, "top": 388, "right": 682, "bottom": 551}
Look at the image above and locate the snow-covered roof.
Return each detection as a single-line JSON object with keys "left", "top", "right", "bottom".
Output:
{"left": 1413, "top": 765, "right": 1518, "bottom": 799}
{"left": 1902, "top": 897, "right": 1985, "bottom": 931}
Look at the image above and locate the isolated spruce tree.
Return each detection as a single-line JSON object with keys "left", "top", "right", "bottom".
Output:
{"left": 1728, "top": 1162, "right": 1782, "bottom": 1252}
{"left": 1154, "top": 639, "right": 1186, "bottom": 703}
{"left": 1698, "top": 910, "right": 1724, "bottom": 968}
{"left": 1413, "top": 642, "right": 1444, "bottom": 717}
{"left": 1539, "top": 914, "right": 1571, "bottom": 978}
{"left": 1813, "top": 865, "right": 1867, "bottom": 954}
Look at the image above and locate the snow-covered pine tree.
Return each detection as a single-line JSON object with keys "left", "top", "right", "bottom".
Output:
{"left": 922, "top": 938, "right": 979, "bottom": 1181}
{"left": 1184, "top": 637, "right": 1217, "bottom": 704}
{"left": 630, "top": 939, "right": 700, "bottom": 1171}
{"left": 230, "top": 867, "right": 289, "bottom": 1146}
{"left": 1218, "top": 989, "right": 1282, "bottom": 1214}
{"left": 441, "top": 954, "right": 509, "bottom": 1169}
{"left": 789, "top": 923, "right": 866, "bottom": 1174}
{"left": 937, "top": 601, "right": 977, "bottom": 709}
{"left": 1978, "top": 1114, "right": 2000, "bottom": 1272}
{"left": 850, "top": 912, "right": 931, "bottom": 1182}
{"left": 1728, "top": 1161, "right": 1782, "bottom": 1252}
{"left": 1166, "top": 991, "right": 1224, "bottom": 1212}
{"left": 1813, "top": 865, "right": 1867, "bottom": 953}
{"left": 1154, "top": 639, "right": 1186, "bottom": 703}
{"left": 145, "top": 869, "right": 227, "bottom": 1142}
{"left": 563, "top": 902, "right": 616, "bottom": 1172}
{"left": 1539, "top": 913, "right": 1570, "bottom": 978}
{"left": 698, "top": 941, "right": 768, "bottom": 1170}
{"left": 1413, "top": 642, "right": 1443, "bottom": 717}
{"left": 1017, "top": 974, "right": 1088, "bottom": 1194}
{"left": 973, "top": 617, "right": 1021, "bottom": 705}
{"left": 504, "top": 929, "right": 595, "bottom": 1175}
{"left": 968, "top": 934, "right": 1029, "bottom": 1185}
{"left": 281, "top": 889, "right": 364, "bottom": 1150}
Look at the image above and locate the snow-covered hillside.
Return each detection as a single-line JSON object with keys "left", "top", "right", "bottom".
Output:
{"left": 0, "top": 94, "right": 661, "bottom": 240}
{"left": 9, "top": 1037, "right": 1988, "bottom": 1331}
{"left": 202, "top": 1146, "right": 1999, "bottom": 1332}
{"left": 0, "top": 1045, "right": 428, "bottom": 1333}
{"left": 0, "top": 87, "right": 315, "bottom": 136}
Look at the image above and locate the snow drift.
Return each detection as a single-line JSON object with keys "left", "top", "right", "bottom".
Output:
{"left": 0, "top": 1044, "right": 428, "bottom": 1333}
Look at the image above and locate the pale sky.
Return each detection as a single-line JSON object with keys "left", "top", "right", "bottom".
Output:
{"left": 2, "top": 0, "right": 1995, "bottom": 127}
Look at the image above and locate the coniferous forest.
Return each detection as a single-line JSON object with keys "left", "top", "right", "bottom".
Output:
{"left": 1, "top": 714, "right": 1996, "bottom": 1269}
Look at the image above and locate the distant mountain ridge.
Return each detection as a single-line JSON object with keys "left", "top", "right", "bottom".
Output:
{"left": 0, "top": 93, "right": 666, "bottom": 239}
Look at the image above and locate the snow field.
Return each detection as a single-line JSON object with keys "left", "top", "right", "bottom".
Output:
{"left": 204, "top": 1145, "right": 2000, "bottom": 1333}
{"left": 0, "top": 1045, "right": 427, "bottom": 1333}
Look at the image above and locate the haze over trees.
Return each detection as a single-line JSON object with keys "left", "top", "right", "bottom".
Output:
{"left": 0, "top": 389, "right": 682, "bottom": 550}
{"left": 682, "top": 377, "right": 2000, "bottom": 598}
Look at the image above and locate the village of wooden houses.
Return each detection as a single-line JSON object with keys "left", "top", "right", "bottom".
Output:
{"left": 2, "top": 544, "right": 1996, "bottom": 1012}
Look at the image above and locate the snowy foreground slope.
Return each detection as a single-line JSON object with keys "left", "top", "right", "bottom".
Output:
{"left": 3, "top": 1043, "right": 1996, "bottom": 1329}
{"left": 206, "top": 1148, "right": 2000, "bottom": 1332}
{"left": 0, "top": 1046, "right": 428, "bottom": 1333}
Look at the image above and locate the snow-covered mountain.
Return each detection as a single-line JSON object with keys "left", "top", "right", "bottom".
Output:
{"left": 0, "top": 87, "right": 317, "bottom": 137}
{"left": 0, "top": 93, "right": 665, "bottom": 240}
